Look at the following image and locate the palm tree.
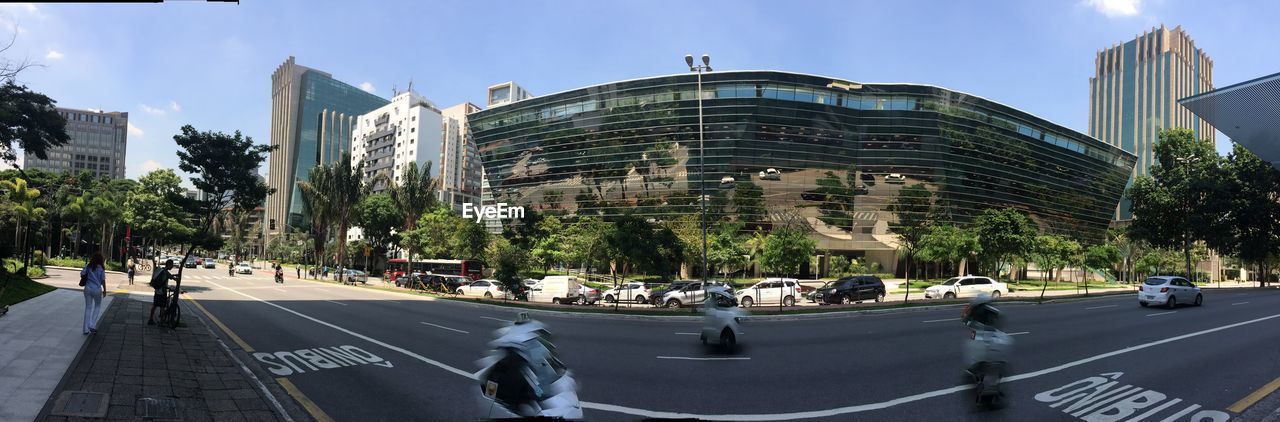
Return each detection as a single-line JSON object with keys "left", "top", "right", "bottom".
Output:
{"left": 298, "top": 165, "right": 334, "bottom": 273}
{"left": 3, "top": 178, "right": 45, "bottom": 272}
{"left": 385, "top": 161, "right": 436, "bottom": 282}
{"left": 60, "top": 193, "right": 90, "bottom": 257}
{"left": 329, "top": 153, "right": 366, "bottom": 283}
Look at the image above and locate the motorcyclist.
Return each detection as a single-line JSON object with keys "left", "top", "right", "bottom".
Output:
{"left": 475, "top": 312, "right": 582, "bottom": 419}
{"left": 960, "top": 292, "right": 1013, "bottom": 408}
{"left": 274, "top": 264, "right": 284, "bottom": 284}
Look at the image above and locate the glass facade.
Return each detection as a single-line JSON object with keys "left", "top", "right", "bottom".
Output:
{"left": 470, "top": 71, "right": 1136, "bottom": 254}
{"left": 287, "top": 70, "right": 389, "bottom": 227}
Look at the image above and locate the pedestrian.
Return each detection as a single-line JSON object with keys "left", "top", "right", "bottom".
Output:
{"left": 126, "top": 257, "right": 136, "bottom": 285}
{"left": 323, "top": 266, "right": 329, "bottom": 279}
{"left": 79, "top": 252, "right": 107, "bottom": 335}
{"left": 148, "top": 259, "right": 175, "bottom": 325}
{"left": 296, "top": 266, "right": 301, "bottom": 279}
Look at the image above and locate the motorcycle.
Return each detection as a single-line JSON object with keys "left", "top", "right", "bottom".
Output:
{"left": 274, "top": 268, "right": 284, "bottom": 284}
{"left": 475, "top": 312, "right": 582, "bottom": 420}
{"left": 228, "top": 267, "right": 235, "bottom": 277}
{"left": 961, "top": 293, "right": 1013, "bottom": 409}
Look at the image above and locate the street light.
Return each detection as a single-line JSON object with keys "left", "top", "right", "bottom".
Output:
{"left": 686, "top": 53, "right": 712, "bottom": 304}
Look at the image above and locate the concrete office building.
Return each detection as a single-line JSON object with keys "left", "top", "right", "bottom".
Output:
{"left": 1089, "top": 25, "right": 1214, "bottom": 220}
{"left": 346, "top": 90, "right": 443, "bottom": 242}
{"left": 487, "top": 81, "right": 532, "bottom": 107}
{"left": 265, "top": 56, "right": 388, "bottom": 245}
{"left": 24, "top": 108, "right": 127, "bottom": 179}
{"left": 440, "top": 102, "right": 483, "bottom": 210}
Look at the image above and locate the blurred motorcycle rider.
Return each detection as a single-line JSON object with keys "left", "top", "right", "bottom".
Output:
{"left": 476, "top": 312, "right": 582, "bottom": 420}
{"left": 960, "top": 292, "right": 1013, "bottom": 408}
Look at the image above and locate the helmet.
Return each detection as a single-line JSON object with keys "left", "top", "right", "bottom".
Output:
{"left": 961, "top": 292, "right": 1002, "bottom": 328}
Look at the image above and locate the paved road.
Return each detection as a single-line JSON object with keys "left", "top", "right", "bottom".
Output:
{"left": 173, "top": 268, "right": 1280, "bottom": 421}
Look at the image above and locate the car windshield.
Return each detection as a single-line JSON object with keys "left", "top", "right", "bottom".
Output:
{"left": 941, "top": 278, "right": 960, "bottom": 286}
{"left": 1144, "top": 278, "right": 1169, "bottom": 285}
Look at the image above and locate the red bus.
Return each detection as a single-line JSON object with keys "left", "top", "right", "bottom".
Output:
{"left": 386, "top": 258, "right": 484, "bottom": 282}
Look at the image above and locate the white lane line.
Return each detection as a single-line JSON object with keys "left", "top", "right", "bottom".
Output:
{"left": 480, "top": 316, "right": 509, "bottom": 322}
{"left": 323, "top": 300, "right": 347, "bottom": 306}
{"left": 674, "top": 332, "right": 700, "bottom": 335}
{"left": 1145, "top": 311, "right": 1177, "bottom": 317}
{"left": 1008, "top": 332, "right": 1030, "bottom": 336}
{"left": 1085, "top": 304, "right": 1118, "bottom": 310}
{"left": 204, "top": 278, "right": 1280, "bottom": 421}
{"left": 921, "top": 318, "right": 958, "bottom": 323}
{"left": 1232, "top": 302, "right": 1249, "bottom": 305}
{"left": 656, "top": 356, "right": 750, "bottom": 361}
{"left": 419, "top": 321, "right": 469, "bottom": 334}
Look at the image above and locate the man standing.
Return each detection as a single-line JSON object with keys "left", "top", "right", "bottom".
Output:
{"left": 296, "top": 265, "right": 301, "bottom": 279}
{"left": 148, "top": 260, "right": 175, "bottom": 325}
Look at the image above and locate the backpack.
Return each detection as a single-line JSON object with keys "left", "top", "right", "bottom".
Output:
{"left": 150, "top": 269, "right": 169, "bottom": 289}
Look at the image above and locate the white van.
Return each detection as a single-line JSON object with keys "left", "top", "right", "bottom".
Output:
{"left": 527, "top": 276, "right": 582, "bottom": 304}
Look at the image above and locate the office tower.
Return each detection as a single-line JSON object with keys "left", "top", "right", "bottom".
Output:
{"left": 1089, "top": 25, "right": 1214, "bottom": 220}
{"left": 24, "top": 108, "right": 127, "bottom": 179}
{"left": 265, "top": 56, "right": 388, "bottom": 244}
{"left": 439, "top": 102, "right": 483, "bottom": 211}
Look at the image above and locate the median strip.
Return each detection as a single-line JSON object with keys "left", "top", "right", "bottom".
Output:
{"left": 1228, "top": 376, "right": 1280, "bottom": 413}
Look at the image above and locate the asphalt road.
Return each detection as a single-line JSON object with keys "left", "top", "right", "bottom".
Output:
{"left": 174, "top": 269, "right": 1280, "bottom": 421}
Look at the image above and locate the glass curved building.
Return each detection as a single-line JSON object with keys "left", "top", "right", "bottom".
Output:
{"left": 469, "top": 71, "right": 1136, "bottom": 273}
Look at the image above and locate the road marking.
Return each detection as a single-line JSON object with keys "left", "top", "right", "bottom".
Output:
{"left": 187, "top": 296, "right": 255, "bottom": 352}
{"left": 674, "top": 332, "right": 700, "bottom": 335}
{"left": 254, "top": 346, "right": 393, "bottom": 376}
{"left": 656, "top": 356, "right": 750, "bottom": 361}
{"left": 203, "top": 279, "right": 1280, "bottom": 421}
{"left": 323, "top": 300, "right": 347, "bottom": 306}
{"left": 384, "top": 300, "right": 401, "bottom": 304}
{"left": 1034, "top": 372, "right": 1228, "bottom": 420}
{"left": 1228, "top": 376, "right": 1280, "bottom": 412}
{"left": 419, "top": 322, "right": 469, "bottom": 334}
{"left": 921, "top": 318, "right": 958, "bottom": 323}
{"left": 1085, "top": 304, "right": 1118, "bottom": 310}
{"left": 1232, "top": 302, "right": 1249, "bottom": 306}
{"left": 480, "top": 316, "right": 509, "bottom": 322}
{"left": 1145, "top": 311, "right": 1177, "bottom": 317}
{"left": 276, "top": 377, "right": 334, "bottom": 422}
{"left": 1008, "top": 331, "right": 1030, "bottom": 336}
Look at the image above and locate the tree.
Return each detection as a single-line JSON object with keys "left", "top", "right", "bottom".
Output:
{"left": 1127, "top": 128, "right": 1223, "bottom": 283}
{"left": 972, "top": 208, "right": 1037, "bottom": 282}
{"left": 828, "top": 255, "right": 851, "bottom": 277}
{"left": 298, "top": 164, "right": 333, "bottom": 271}
{"left": 402, "top": 206, "right": 456, "bottom": 259}
{"left": 218, "top": 206, "right": 261, "bottom": 264}
{"left": 354, "top": 192, "right": 400, "bottom": 258}
{"left": 917, "top": 223, "right": 981, "bottom": 277}
{"left": 566, "top": 216, "right": 612, "bottom": 277}
{"left": 530, "top": 215, "right": 566, "bottom": 271}
{"left": 386, "top": 162, "right": 436, "bottom": 278}
{"left": 707, "top": 221, "right": 748, "bottom": 278}
{"left": 123, "top": 170, "right": 192, "bottom": 255}
{"left": 1031, "top": 235, "right": 1082, "bottom": 301}
{"left": 328, "top": 153, "right": 366, "bottom": 282}
{"left": 171, "top": 125, "right": 274, "bottom": 312}
{"left": 488, "top": 237, "right": 528, "bottom": 297}
{"left": 2, "top": 178, "right": 44, "bottom": 272}
{"left": 759, "top": 227, "right": 816, "bottom": 278}
{"left": 1083, "top": 244, "right": 1122, "bottom": 282}
{"left": 1216, "top": 142, "right": 1280, "bottom": 286}
{"left": 887, "top": 183, "right": 934, "bottom": 299}
{"left": 452, "top": 219, "right": 490, "bottom": 262}
{"left": 0, "top": 81, "right": 70, "bottom": 164}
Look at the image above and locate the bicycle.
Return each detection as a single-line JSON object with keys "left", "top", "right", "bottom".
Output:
{"left": 157, "top": 285, "right": 184, "bottom": 329}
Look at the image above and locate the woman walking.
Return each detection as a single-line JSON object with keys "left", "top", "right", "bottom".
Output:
{"left": 80, "top": 253, "right": 107, "bottom": 335}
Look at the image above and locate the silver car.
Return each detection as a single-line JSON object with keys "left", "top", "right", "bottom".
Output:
{"left": 342, "top": 269, "right": 369, "bottom": 284}
{"left": 1138, "top": 276, "right": 1202, "bottom": 308}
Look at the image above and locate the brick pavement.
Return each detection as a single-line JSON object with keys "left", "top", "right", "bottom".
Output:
{"left": 40, "top": 296, "right": 287, "bottom": 422}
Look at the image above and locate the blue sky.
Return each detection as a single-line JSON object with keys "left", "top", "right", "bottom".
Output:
{"left": 2, "top": 0, "right": 1277, "bottom": 181}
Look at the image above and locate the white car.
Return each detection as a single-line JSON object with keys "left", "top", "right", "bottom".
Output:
{"left": 759, "top": 168, "right": 781, "bottom": 181}
{"left": 924, "top": 276, "right": 1008, "bottom": 300}
{"left": 735, "top": 278, "right": 800, "bottom": 307}
{"left": 1138, "top": 276, "right": 1202, "bottom": 308}
{"left": 603, "top": 283, "right": 651, "bottom": 304}
{"left": 661, "top": 281, "right": 732, "bottom": 308}
{"left": 457, "top": 279, "right": 508, "bottom": 299}
{"left": 235, "top": 262, "right": 253, "bottom": 274}
{"left": 885, "top": 173, "right": 907, "bottom": 184}
{"left": 700, "top": 287, "right": 744, "bottom": 351}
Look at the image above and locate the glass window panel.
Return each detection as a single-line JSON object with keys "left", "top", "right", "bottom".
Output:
{"left": 737, "top": 84, "right": 756, "bottom": 98}
{"left": 794, "top": 88, "right": 815, "bottom": 103}
{"left": 774, "top": 85, "right": 795, "bottom": 101}
{"left": 717, "top": 84, "right": 736, "bottom": 98}
{"left": 761, "top": 84, "right": 780, "bottom": 99}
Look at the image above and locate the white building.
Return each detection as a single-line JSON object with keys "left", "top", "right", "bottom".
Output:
{"left": 487, "top": 81, "right": 532, "bottom": 107}
{"left": 347, "top": 90, "right": 443, "bottom": 242}
{"left": 439, "top": 102, "right": 483, "bottom": 211}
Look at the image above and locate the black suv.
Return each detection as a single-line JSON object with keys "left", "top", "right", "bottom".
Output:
{"left": 814, "top": 276, "right": 886, "bottom": 304}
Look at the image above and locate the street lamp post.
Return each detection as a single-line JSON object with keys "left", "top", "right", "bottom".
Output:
{"left": 685, "top": 54, "right": 712, "bottom": 302}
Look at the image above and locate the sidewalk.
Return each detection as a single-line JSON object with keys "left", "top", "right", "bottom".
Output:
{"left": 0, "top": 288, "right": 110, "bottom": 422}
{"left": 39, "top": 293, "right": 288, "bottom": 421}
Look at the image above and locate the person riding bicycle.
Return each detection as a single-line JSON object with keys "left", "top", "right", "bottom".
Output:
{"left": 148, "top": 260, "right": 177, "bottom": 325}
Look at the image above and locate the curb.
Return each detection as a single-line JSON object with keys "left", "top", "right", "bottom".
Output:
{"left": 33, "top": 295, "right": 117, "bottom": 420}
{"left": 45, "top": 265, "right": 127, "bottom": 275}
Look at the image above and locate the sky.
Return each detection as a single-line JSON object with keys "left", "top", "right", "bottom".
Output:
{"left": 2, "top": 0, "right": 1278, "bottom": 182}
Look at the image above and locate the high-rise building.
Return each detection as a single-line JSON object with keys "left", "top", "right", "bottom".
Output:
{"left": 439, "top": 102, "right": 483, "bottom": 210}
{"left": 24, "top": 107, "right": 127, "bottom": 179}
{"left": 265, "top": 56, "right": 388, "bottom": 244}
{"left": 1089, "top": 25, "right": 1214, "bottom": 220}
{"left": 486, "top": 81, "right": 532, "bottom": 107}
{"left": 346, "top": 90, "right": 443, "bottom": 242}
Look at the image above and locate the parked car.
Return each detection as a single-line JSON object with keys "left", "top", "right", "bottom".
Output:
{"left": 527, "top": 276, "right": 582, "bottom": 305}
{"left": 924, "top": 276, "right": 1008, "bottom": 299}
{"left": 342, "top": 269, "right": 369, "bottom": 284}
{"left": 700, "top": 286, "right": 744, "bottom": 351}
{"left": 603, "top": 282, "right": 650, "bottom": 304}
{"left": 235, "top": 262, "right": 253, "bottom": 274}
{"left": 1138, "top": 276, "right": 1202, "bottom": 308}
{"left": 885, "top": 173, "right": 907, "bottom": 184}
{"left": 577, "top": 285, "right": 602, "bottom": 305}
{"left": 203, "top": 259, "right": 216, "bottom": 269}
{"left": 735, "top": 278, "right": 800, "bottom": 307}
{"left": 759, "top": 168, "right": 781, "bottom": 181}
{"left": 456, "top": 279, "right": 512, "bottom": 298}
{"left": 852, "top": 184, "right": 870, "bottom": 195}
{"left": 814, "top": 275, "right": 886, "bottom": 304}
{"left": 649, "top": 281, "right": 694, "bottom": 306}
{"left": 661, "top": 281, "right": 732, "bottom": 308}
{"left": 860, "top": 172, "right": 876, "bottom": 185}
{"left": 439, "top": 275, "right": 470, "bottom": 293}
{"left": 719, "top": 176, "right": 736, "bottom": 188}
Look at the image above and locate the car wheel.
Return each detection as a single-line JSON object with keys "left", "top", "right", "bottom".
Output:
{"left": 720, "top": 328, "right": 736, "bottom": 351}
{"left": 552, "top": 298, "right": 561, "bottom": 305}
{"left": 1167, "top": 296, "right": 1177, "bottom": 309}
{"left": 740, "top": 296, "right": 753, "bottom": 307}
{"left": 604, "top": 294, "right": 614, "bottom": 303}
{"left": 635, "top": 295, "right": 645, "bottom": 304}
{"left": 875, "top": 291, "right": 885, "bottom": 303}
{"left": 841, "top": 295, "right": 853, "bottom": 305}
{"left": 944, "top": 292, "right": 956, "bottom": 299}
{"left": 783, "top": 296, "right": 795, "bottom": 307}
{"left": 666, "top": 299, "right": 681, "bottom": 308}
{"left": 457, "top": 289, "right": 466, "bottom": 295}
{"left": 991, "top": 291, "right": 1001, "bottom": 299}
{"left": 1139, "top": 301, "right": 1149, "bottom": 307}
{"left": 484, "top": 292, "right": 492, "bottom": 299}
{"left": 1194, "top": 294, "right": 1203, "bottom": 306}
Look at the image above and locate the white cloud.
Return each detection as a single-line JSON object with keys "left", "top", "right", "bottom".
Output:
{"left": 359, "top": 82, "right": 375, "bottom": 93}
{"left": 1083, "top": 0, "right": 1141, "bottom": 17}
{"left": 139, "top": 104, "right": 165, "bottom": 115}
{"left": 43, "top": 49, "right": 62, "bottom": 60}
{"left": 141, "top": 159, "right": 163, "bottom": 173}
{"left": 127, "top": 123, "right": 143, "bottom": 137}
{"left": 169, "top": 100, "right": 181, "bottom": 112}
